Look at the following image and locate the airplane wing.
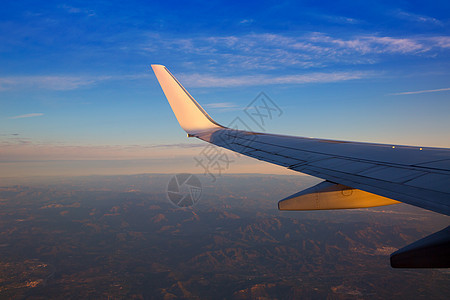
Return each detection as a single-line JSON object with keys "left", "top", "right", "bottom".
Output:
{"left": 152, "top": 65, "right": 450, "bottom": 268}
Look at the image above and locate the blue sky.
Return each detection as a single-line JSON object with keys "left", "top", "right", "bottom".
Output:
{"left": 1, "top": 0, "right": 449, "bottom": 177}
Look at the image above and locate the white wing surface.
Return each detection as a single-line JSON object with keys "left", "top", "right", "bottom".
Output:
{"left": 152, "top": 65, "right": 450, "bottom": 268}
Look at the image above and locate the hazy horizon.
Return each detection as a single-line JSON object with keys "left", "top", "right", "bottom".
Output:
{"left": 1, "top": 1, "right": 449, "bottom": 179}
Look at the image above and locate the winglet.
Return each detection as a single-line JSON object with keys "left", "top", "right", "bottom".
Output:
{"left": 151, "top": 65, "right": 223, "bottom": 135}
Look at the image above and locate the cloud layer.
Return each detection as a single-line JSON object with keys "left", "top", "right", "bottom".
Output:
{"left": 142, "top": 32, "right": 450, "bottom": 71}
{"left": 0, "top": 76, "right": 110, "bottom": 91}
{"left": 390, "top": 87, "right": 450, "bottom": 95}
{"left": 179, "top": 71, "right": 373, "bottom": 88}
{"left": 1, "top": 32, "right": 449, "bottom": 90}
{"left": 9, "top": 113, "right": 44, "bottom": 119}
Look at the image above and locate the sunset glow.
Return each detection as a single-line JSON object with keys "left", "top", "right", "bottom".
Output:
{"left": 1, "top": 1, "right": 449, "bottom": 178}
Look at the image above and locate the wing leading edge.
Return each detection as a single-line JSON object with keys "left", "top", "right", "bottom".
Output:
{"left": 152, "top": 65, "right": 450, "bottom": 268}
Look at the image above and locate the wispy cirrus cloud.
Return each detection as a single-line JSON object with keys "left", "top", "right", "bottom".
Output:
{"left": 0, "top": 75, "right": 111, "bottom": 91}
{"left": 9, "top": 113, "right": 44, "bottom": 119}
{"left": 204, "top": 102, "right": 241, "bottom": 112}
{"left": 390, "top": 87, "right": 450, "bottom": 95}
{"left": 205, "top": 102, "right": 238, "bottom": 109}
{"left": 60, "top": 5, "right": 96, "bottom": 17}
{"left": 179, "top": 71, "right": 373, "bottom": 88}
{"left": 394, "top": 10, "right": 442, "bottom": 25}
{"left": 2, "top": 32, "right": 448, "bottom": 92}
{"left": 313, "top": 35, "right": 428, "bottom": 54}
{"left": 239, "top": 19, "right": 253, "bottom": 24}
{"left": 141, "top": 32, "right": 450, "bottom": 71}
{"left": 309, "top": 13, "right": 362, "bottom": 25}
{"left": 431, "top": 36, "right": 450, "bottom": 48}
{"left": 0, "top": 69, "right": 370, "bottom": 91}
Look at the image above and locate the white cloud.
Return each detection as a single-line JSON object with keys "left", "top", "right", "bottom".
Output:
{"left": 204, "top": 102, "right": 241, "bottom": 112}
{"left": 395, "top": 10, "right": 442, "bottom": 25}
{"left": 307, "top": 33, "right": 428, "bottom": 54}
{"left": 60, "top": 5, "right": 96, "bottom": 17}
{"left": 9, "top": 113, "right": 44, "bottom": 119}
{"left": 0, "top": 74, "right": 155, "bottom": 92}
{"left": 141, "top": 32, "right": 450, "bottom": 71}
{"left": 2, "top": 33, "right": 448, "bottom": 92}
{"left": 0, "top": 75, "right": 111, "bottom": 91}
{"left": 306, "top": 12, "right": 362, "bottom": 25}
{"left": 431, "top": 36, "right": 450, "bottom": 48}
{"left": 205, "top": 102, "right": 238, "bottom": 109}
{"left": 239, "top": 19, "right": 253, "bottom": 24}
{"left": 365, "top": 36, "right": 427, "bottom": 53}
{"left": 390, "top": 87, "right": 450, "bottom": 95}
{"left": 179, "top": 71, "right": 372, "bottom": 88}
{"left": 62, "top": 5, "right": 81, "bottom": 14}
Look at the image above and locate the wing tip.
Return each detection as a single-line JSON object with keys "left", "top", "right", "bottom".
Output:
{"left": 151, "top": 64, "right": 166, "bottom": 72}
{"left": 152, "top": 65, "right": 223, "bottom": 135}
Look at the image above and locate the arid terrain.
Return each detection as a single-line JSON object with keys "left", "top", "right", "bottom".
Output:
{"left": 0, "top": 174, "right": 449, "bottom": 299}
